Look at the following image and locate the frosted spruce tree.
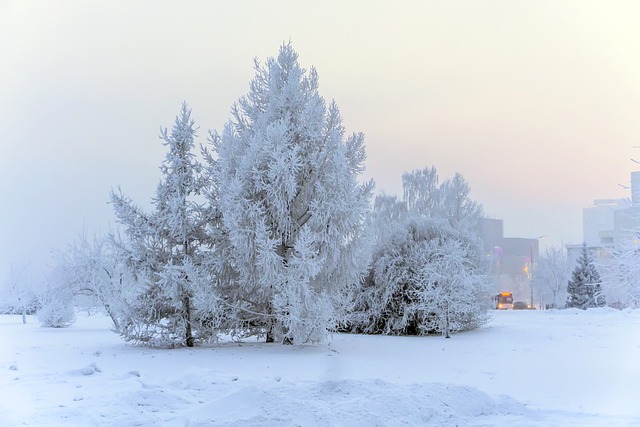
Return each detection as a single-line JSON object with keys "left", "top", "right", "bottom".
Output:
{"left": 351, "top": 167, "right": 489, "bottom": 337}
{"left": 566, "top": 244, "right": 605, "bottom": 309}
{"left": 111, "top": 103, "right": 217, "bottom": 347}
{"left": 209, "top": 43, "right": 374, "bottom": 344}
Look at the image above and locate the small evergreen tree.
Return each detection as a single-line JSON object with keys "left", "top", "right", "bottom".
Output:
{"left": 111, "top": 103, "right": 219, "bottom": 347}
{"left": 566, "top": 244, "right": 605, "bottom": 309}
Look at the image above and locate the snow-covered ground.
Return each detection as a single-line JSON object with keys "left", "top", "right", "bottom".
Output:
{"left": 1, "top": 308, "right": 639, "bottom": 426}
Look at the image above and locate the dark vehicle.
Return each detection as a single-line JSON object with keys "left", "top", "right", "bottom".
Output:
{"left": 494, "top": 292, "right": 513, "bottom": 310}
{"left": 513, "top": 301, "right": 533, "bottom": 310}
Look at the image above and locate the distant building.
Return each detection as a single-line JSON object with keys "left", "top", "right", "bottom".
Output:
{"left": 582, "top": 199, "right": 625, "bottom": 248}
{"left": 570, "top": 172, "right": 640, "bottom": 262}
{"left": 613, "top": 206, "right": 640, "bottom": 250}
{"left": 481, "top": 218, "right": 539, "bottom": 303}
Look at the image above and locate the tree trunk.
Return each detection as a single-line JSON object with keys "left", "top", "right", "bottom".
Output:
{"left": 184, "top": 294, "right": 194, "bottom": 347}
{"left": 182, "top": 242, "right": 194, "bottom": 347}
{"left": 74, "top": 290, "right": 121, "bottom": 331}
{"left": 267, "top": 241, "right": 291, "bottom": 344}
{"left": 265, "top": 301, "right": 275, "bottom": 343}
{"left": 104, "top": 303, "right": 121, "bottom": 332}
{"left": 444, "top": 303, "right": 451, "bottom": 338}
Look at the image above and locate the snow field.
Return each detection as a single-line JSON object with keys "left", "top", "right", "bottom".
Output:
{"left": 1, "top": 308, "right": 639, "bottom": 426}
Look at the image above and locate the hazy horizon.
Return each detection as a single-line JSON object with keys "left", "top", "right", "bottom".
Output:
{"left": 2, "top": 1, "right": 639, "bottom": 280}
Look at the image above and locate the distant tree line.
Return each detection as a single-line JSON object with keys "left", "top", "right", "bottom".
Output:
{"left": 533, "top": 240, "right": 640, "bottom": 311}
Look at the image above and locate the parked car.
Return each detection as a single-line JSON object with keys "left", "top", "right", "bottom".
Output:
{"left": 513, "top": 301, "right": 532, "bottom": 310}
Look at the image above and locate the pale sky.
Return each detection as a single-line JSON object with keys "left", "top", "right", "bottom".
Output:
{"left": 1, "top": 1, "right": 640, "bottom": 280}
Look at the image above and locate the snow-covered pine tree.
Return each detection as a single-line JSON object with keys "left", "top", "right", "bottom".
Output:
{"left": 351, "top": 167, "right": 489, "bottom": 337}
{"left": 566, "top": 243, "right": 605, "bottom": 309}
{"left": 209, "top": 43, "right": 374, "bottom": 344}
{"left": 111, "top": 103, "right": 217, "bottom": 347}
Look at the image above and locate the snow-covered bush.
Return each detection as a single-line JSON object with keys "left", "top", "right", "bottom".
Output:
{"left": 566, "top": 244, "right": 605, "bottom": 309}
{"left": 351, "top": 167, "right": 490, "bottom": 337}
{"left": 208, "top": 42, "right": 373, "bottom": 344}
{"left": 36, "top": 271, "right": 76, "bottom": 328}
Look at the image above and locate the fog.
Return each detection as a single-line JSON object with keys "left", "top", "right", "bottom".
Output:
{"left": 2, "top": 1, "right": 639, "bottom": 279}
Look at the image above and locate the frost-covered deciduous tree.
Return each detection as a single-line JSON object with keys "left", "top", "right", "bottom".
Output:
{"left": 566, "top": 244, "right": 605, "bottom": 309}
{"left": 111, "top": 103, "right": 218, "bottom": 347}
{"left": 52, "top": 233, "right": 131, "bottom": 331}
{"left": 417, "top": 235, "right": 489, "bottom": 337}
{"left": 352, "top": 167, "right": 489, "bottom": 337}
{"left": 601, "top": 245, "right": 640, "bottom": 308}
{"left": 209, "top": 43, "right": 373, "bottom": 344}
{"left": 0, "top": 263, "right": 38, "bottom": 323}
{"left": 531, "top": 245, "right": 571, "bottom": 309}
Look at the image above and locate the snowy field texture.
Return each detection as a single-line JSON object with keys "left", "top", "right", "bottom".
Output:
{"left": 1, "top": 308, "right": 639, "bottom": 426}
